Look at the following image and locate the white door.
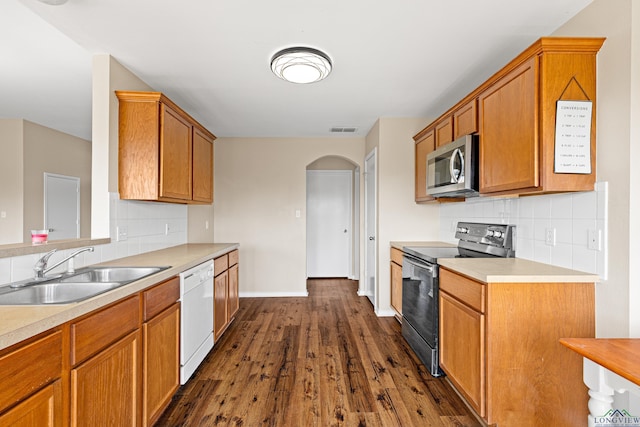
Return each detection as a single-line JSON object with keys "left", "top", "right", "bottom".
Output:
{"left": 44, "top": 173, "right": 80, "bottom": 240}
{"left": 306, "top": 170, "right": 352, "bottom": 278}
{"left": 364, "top": 149, "right": 377, "bottom": 306}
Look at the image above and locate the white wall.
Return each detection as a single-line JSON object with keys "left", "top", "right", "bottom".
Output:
{"left": 371, "top": 118, "right": 441, "bottom": 315}
{"left": 212, "top": 137, "right": 364, "bottom": 296}
{"left": 552, "top": 0, "right": 638, "bottom": 337}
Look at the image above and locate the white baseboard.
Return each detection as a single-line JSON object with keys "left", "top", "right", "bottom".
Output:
{"left": 239, "top": 291, "right": 309, "bottom": 298}
{"left": 375, "top": 307, "right": 396, "bottom": 317}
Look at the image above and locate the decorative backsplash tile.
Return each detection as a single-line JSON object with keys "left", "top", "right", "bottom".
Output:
{"left": 0, "top": 193, "right": 187, "bottom": 285}
{"left": 440, "top": 182, "right": 608, "bottom": 279}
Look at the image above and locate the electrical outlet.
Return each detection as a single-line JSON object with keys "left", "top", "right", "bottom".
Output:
{"left": 165, "top": 223, "right": 170, "bottom": 235}
{"left": 205, "top": 220, "right": 209, "bottom": 230}
{"left": 588, "top": 229, "right": 602, "bottom": 251}
{"left": 116, "top": 226, "right": 128, "bottom": 242}
{"left": 545, "top": 228, "right": 556, "bottom": 246}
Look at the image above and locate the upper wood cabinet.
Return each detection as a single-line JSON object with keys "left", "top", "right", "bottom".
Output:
{"left": 116, "top": 91, "right": 216, "bottom": 204}
{"left": 413, "top": 37, "right": 605, "bottom": 198}
{"left": 434, "top": 116, "right": 453, "bottom": 147}
{"left": 414, "top": 128, "right": 435, "bottom": 203}
{"left": 453, "top": 98, "right": 477, "bottom": 139}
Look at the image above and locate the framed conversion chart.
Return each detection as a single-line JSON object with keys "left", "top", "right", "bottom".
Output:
{"left": 554, "top": 100, "right": 593, "bottom": 174}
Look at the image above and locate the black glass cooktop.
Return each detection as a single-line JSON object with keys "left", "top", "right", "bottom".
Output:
{"left": 402, "top": 245, "right": 499, "bottom": 264}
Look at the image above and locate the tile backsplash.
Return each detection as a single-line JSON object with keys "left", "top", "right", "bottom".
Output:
{"left": 0, "top": 193, "right": 187, "bottom": 285}
{"left": 439, "top": 182, "right": 608, "bottom": 279}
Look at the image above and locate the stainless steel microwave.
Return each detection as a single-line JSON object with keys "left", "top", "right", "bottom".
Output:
{"left": 426, "top": 134, "right": 479, "bottom": 197}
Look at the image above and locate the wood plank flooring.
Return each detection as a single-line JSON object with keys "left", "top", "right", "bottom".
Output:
{"left": 156, "top": 279, "right": 481, "bottom": 426}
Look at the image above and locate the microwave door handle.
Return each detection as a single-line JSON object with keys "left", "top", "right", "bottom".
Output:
{"left": 450, "top": 148, "right": 464, "bottom": 183}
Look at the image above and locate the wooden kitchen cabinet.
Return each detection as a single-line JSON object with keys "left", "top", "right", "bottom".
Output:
{"left": 214, "top": 250, "right": 240, "bottom": 341}
{"left": 0, "top": 330, "right": 63, "bottom": 426}
{"left": 142, "top": 277, "right": 180, "bottom": 427}
{"left": 414, "top": 128, "right": 435, "bottom": 203}
{"left": 434, "top": 116, "right": 453, "bottom": 147}
{"left": 390, "top": 247, "right": 403, "bottom": 316}
{"left": 228, "top": 253, "right": 239, "bottom": 320}
{"left": 413, "top": 37, "right": 604, "bottom": 199}
{"left": 453, "top": 98, "right": 477, "bottom": 139}
{"left": 438, "top": 267, "right": 595, "bottom": 426}
{"left": 116, "top": 91, "right": 216, "bottom": 204}
{"left": 192, "top": 127, "right": 215, "bottom": 203}
{"left": 69, "top": 296, "right": 141, "bottom": 426}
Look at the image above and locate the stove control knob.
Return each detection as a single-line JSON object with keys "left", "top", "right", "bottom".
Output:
{"left": 493, "top": 230, "right": 503, "bottom": 239}
{"left": 486, "top": 230, "right": 495, "bottom": 237}
{"left": 457, "top": 227, "right": 468, "bottom": 234}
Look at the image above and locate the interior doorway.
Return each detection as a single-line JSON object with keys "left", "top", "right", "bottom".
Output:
{"left": 306, "top": 156, "right": 359, "bottom": 280}
{"left": 44, "top": 172, "right": 80, "bottom": 240}
{"left": 364, "top": 149, "right": 376, "bottom": 307}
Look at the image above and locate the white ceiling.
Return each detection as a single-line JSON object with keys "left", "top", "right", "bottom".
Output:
{"left": 3, "top": 0, "right": 593, "bottom": 141}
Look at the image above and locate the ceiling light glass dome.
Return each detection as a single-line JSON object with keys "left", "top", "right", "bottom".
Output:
{"left": 270, "top": 47, "right": 332, "bottom": 84}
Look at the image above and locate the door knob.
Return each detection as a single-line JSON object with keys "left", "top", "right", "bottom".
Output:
{"left": 369, "top": 236, "right": 375, "bottom": 241}
{"left": 344, "top": 229, "right": 348, "bottom": 233}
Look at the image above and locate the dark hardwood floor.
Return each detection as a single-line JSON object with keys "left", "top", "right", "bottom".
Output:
{"left": 156, "top": 279, "right": 481, "bottom": 426}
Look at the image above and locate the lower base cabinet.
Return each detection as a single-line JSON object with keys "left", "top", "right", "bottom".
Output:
{"left": 71, "top": 331, "right": 140, "bottom": 426}
{"left": 0, "top": 380, "right": 62, "bottom": 427}
{"left": 214, "top": 250, "right": 239, "bottom": 341}
{"left": 390, "top": 247, "right": 403, "bottom": 315}
{"left": 143, "top": 303, "right": 180, "bottom": 427}
{"left": 439, "top": 267, "right": 594, "bottom": 426}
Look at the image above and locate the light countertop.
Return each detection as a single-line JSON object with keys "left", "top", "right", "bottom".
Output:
{"left": 0, "top": 243, "right": 238, "bottom": 351}
{"left": 390, "top": 241, "right": 456, "bottom": 249}
{"left": 438, "top": 257, "right": 599, "bottom": 283}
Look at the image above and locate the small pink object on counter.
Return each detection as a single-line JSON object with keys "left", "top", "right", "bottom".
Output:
{"left": 31, "top": 230, "right": 48, "bottom": 244}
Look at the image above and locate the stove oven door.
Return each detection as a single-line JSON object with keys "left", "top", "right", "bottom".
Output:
{"left": 401, "top": 254, "right": 443, "bottom": 376}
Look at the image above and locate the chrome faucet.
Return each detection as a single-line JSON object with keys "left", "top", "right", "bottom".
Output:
{"left": 33, "top": 247, "right": 95, "bottom": 279}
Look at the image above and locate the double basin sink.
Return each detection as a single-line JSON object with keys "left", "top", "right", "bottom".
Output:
{"left": 0, "top": 266, "right": 169, "bottom": 305}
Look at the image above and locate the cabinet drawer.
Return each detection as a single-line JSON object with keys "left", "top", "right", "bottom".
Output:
{"left": 228, "top": 249, "right": 239, "bottom": 267}
{"left": 0, "top": 330, "right": 62, "bottom": 412}
{"left": 214, "top": 254, "right": 228, "bottom": 276}
{"left": 390, "top": 247, "right": 403, "bottom": 265}
{"left": 143, "top": 276, "right": 180, "bottom": 321}
{"left": 439, "top": 268, "right": 485, "bottom": 313}
{"left": 70, "top": 295, "right": 140, "bottom": 365}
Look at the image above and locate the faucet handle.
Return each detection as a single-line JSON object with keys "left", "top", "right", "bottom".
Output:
{"left": 34, "top": 249, "right": 57, "bottom": 278}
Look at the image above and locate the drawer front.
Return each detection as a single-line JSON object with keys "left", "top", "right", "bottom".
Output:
{"left": 214, "top": 254, "right": 228, "bottom": 276}
{"left": 228, "top": 249, "right": 239, "bottom": 267}
{"left": 390, "top": 247, "right": 403, "bottom": 265}
{"left": 439, "top": 268, "right": 485, "bottom": 313}
{"left": 0, "top": 330, "right": 62, "bottom": 412}
{"left": 144, "top": 276, "right": 180, "bottom": 321}
{"left": 70, "top": 295, "right": 140, "bottom": 365}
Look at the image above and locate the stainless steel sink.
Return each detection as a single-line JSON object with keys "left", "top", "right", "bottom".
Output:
{"left": 0, "top": 266, "right": 170, "bottom": 305}
{"left": 59, "top": 266, "right": 167, "bottom": 284}
{"left": 0, "top": 282, "right": 124, "bottom": 305}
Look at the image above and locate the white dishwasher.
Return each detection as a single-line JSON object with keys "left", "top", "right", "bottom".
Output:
{"left": 179, "top": 260, "right": 214, "bottom": 384}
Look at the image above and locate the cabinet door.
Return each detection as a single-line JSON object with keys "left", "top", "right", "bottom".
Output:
{"left": 228, "top": 263, "right": 239, "bottom": 321}
{"left": 214, "top": 271, "right": 229, "bottom": 340}
{"left": 415, "top": 129, "right": 435, "bottom": 202}
{"left": 390, "top": 261, "right": 402, "bottom": 315}
{"left": 143, "top": 303, "right": 180, "bottom": 427}
{"left": 478, "top": 57, "right": 538, "bottom": 194}
{"left": 439, "top": 292, "right": 485, "bottom": 417}
{"left": 159, "top": 103, "right": 193, "bottom": 201}
{"left": 71, "top": 330, "right": 140, "bottom": 427}
{"left": 192, "top": 127, "right": 214, "bottom": 203}
{"left": 453, "top": 99, "right": 478, "bottom": 138}
{"left": 0, "top": 381, "right": 62, "bottom": 427}
{"left": 435, "top": 116, "right": 453, "bottom": 147}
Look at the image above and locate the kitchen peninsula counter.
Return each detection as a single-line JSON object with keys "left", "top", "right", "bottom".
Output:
{"left": 438, "top": 257, "right": 600, "bottom": 283}
{"left": 0, "top": 243, "right": 238, "bottom": 350}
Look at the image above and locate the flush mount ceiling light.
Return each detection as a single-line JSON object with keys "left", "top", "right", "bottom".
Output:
{"left": 36, "top": 0, "right": 68, "bottom": 4}
{"left": 270, "top": 47, "right": 332, "bottom": 84}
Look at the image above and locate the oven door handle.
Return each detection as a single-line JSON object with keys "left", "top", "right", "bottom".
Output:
{"left": 403, "top": 256, "right": 435, "bottom": 273}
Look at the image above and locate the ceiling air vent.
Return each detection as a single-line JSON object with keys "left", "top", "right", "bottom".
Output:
{"left": 330, "top": 127, "right": 358, "bottom": 133}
